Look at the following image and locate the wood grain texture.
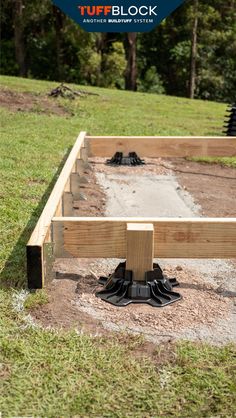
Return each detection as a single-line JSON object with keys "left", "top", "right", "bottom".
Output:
{"left": 52, "top": 217, "right": 236, "bottom": 259}
{"left": 70, "top": 173, "right": 81, "bottom": 200}
{"left": 27, "top": 132, "right": 86, "bottom": 288}
{"left": 62, "top": 192, "right": 74, "bottom": 217}
{"left": 126, "top": 223, "right": 154, "bottom": 281}
{"left": 27, "top": 132, "right": 86, "bottom": 247}
{"left": 76, "top": 158, "right": 85, "bottom": 175}
{"left": 87, "top": 136, "right": 236, "bottom": 158}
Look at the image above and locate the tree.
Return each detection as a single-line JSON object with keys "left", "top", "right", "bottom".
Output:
{"left": 13, "top": 0, "right": 27, "bottom": 76}
{"left": 189, "top": 0, "right": 199, "bottom": 99}
{"left": 124, "top": 33, "right": 137, "bottom": 91}
{"left": 52, "top": 5, "right": 64, "bottom": 80}
{"left": 1, "top": 0, "right": 235, "bottom": 102}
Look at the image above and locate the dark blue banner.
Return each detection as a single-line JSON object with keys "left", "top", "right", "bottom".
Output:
{"left": 53, "top": 0, "right": 185, "bottom": 32}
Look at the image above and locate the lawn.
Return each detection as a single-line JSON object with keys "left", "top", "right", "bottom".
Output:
{"left": 0, "top": 75, "right": 236, "bottom": 417}
{"left": 1, "top": 291, "right": 236, "bottom": 417}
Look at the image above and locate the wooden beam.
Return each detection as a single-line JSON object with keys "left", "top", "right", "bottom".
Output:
{"left": 52, "top": 217, "right": 236, "bottom": 259}
{"left": 86, "top": 136, "right": 236, "bottom": 158}
{"left": 27, "top": 131, "right": 86, "bottom": 288}
{"left": 126, "top": 223, "right": 154, "bottom": 281}
{"left": 27, "top": 132, "right": 86, "bottom": 248}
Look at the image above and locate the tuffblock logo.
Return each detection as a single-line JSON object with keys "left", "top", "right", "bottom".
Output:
{"left": 53, "top": 0, "right": 186, "bottom": 32}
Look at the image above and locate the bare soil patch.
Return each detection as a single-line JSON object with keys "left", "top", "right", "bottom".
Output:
{"left": 31, "top": 278, "right": 106, "bottom": 334}
{"left": 0, "top": 87, "right": 70, "bottom": 116}
{"left": 57, "top": 259, "right": 231, "bottom": 334}
{"left": 170, "top": 159, "right": 236, "bottom": 217}
{"left": 32, "top": 256, "right": 232, "bottom": 344}
{"left": 73, "top": 165, "right": 106, "bottom": 217}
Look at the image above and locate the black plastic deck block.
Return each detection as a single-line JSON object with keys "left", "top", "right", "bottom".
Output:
{"left": 96, "top": 262, "right": 181, "bottom": 307}
{"left": 223, "top": 103, "right": 236, "bottom": 136}
{"left": 106, "top": 152, "right": 145, "bottom": 166}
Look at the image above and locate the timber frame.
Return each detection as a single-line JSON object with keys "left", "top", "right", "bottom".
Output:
{"left": 27, "top": 132, "right": 236, "bottom": 289}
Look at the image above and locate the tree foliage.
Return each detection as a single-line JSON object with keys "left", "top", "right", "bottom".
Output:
{"left": 1, "top": 0, "right": 235, "bottom": 102}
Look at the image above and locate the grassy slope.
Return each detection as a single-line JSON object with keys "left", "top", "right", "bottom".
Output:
{"left": 0, "top": 75, "right": 236, "bottom": 417}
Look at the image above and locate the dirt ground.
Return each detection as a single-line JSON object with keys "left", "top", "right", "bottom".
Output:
{"left": 0, "top": 88, "right": 70, "bottom": 116}
{"left": 31, "top": 158, "right": 236, "bottom": 345}
{"left": 171, "top": 158, "right": 236, "bottom": 217}
{"left": 73, "top": 166, "right": 106, "bottom": 217}
{"left": 33, "top": 259, "right": 231, "bottom": 342}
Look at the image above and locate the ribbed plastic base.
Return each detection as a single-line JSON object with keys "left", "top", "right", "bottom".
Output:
{"left": 223, "top": 103, "right": 236, "bottom": 136}
{"left": 106, "top": 152, "right": 145, "bottom": 166}
{"left": 96, "top": 262, "right": 182, "bottom": 307}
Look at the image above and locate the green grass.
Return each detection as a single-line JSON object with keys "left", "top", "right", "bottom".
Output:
{"left": 24, "top": 289, "right": 49, "bottom": 309}
{"left": 190, "top": 156, "right": 236, "bottom": 168}
{"left": 0, "top": 75, "right": 236, "bottom": 416}
{"left": 1, "top": 290, "right": 236, "bottom": 417}
{"left": 0, "top": 74, "right": 228, "bottom": 137}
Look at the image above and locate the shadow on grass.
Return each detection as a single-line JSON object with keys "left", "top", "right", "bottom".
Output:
{"left": 0, "top": 147, "right": 72, "bottom": 289}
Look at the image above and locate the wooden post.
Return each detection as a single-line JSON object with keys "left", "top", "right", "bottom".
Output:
{"left": 75, "top": 162, "right": 88, "bottom": 184}
{"left": 81, "top": 145, "right": 90, "bottom": 169}
{"left": 52, "top": 221, "right": 64, "bottom": 258}
{"left": 81, "top": 147, "right": 88, "bottom": 163}
{"left": 62, "top": 192, "right": 74, "bottom": 216}
{"left": 126, "top": 223, "right": 154, "bottom": 282}
{"left": 76, "top": 158, "right": 85, "bottom": 175}
{"left": 70, "top": 173, "right": 81, "bottom": 199}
